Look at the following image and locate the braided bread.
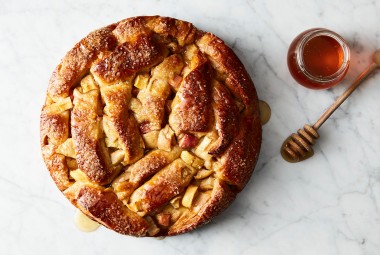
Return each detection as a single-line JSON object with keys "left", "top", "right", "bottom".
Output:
{"left": 40, "top": 16, "right": 262, "bottom": 236}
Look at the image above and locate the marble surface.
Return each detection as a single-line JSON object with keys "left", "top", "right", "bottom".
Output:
{"left": 1, "top": 0, "right": 379, "bottom": 254}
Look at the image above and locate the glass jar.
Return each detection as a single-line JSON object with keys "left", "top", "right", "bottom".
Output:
{"left": 287, "top": 28, "right": 350, "bottom": 89}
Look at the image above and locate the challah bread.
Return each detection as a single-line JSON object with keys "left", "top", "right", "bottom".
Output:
{"left": 40, "top": 16, "right": 261, "bottom": 236}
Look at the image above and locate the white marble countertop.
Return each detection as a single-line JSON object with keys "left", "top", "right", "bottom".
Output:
{"left": 1, "top": 0, "right": 379, "bottom": 254}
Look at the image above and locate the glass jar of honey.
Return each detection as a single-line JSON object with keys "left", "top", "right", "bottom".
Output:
{"left": 287, "top": 28, "right": 350, "bottom": 89}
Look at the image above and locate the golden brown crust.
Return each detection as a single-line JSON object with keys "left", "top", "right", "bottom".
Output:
{"left": 48, "top": 25, "right": 118, "bottom": 101}
{"left": 218, "top": 112, "right": 261, "bottom": 191}
{"left": 112, "top": 147, "right": 181, "bottom": 200}
{"left": 40, "top": 110, "right": 70, "bottom": 146}
{"left": 129, "top": 159, "right": 196, "bottom": 214}
{"left": 92, "top": 35, "right": 167, "bottom": 85}
{"left": 209, "top": 80, "right": 239, "bottom": 155}
{"left": 167, "top": 179, "right": 236, "bottom": 235}
{"left": 71, "top": 88, "right": 116, "bottom": 185}
{"left": 101, "top": 83, "right": 144, "bottom": 164}
{"left": 196, "top": 33, "right": 257, "bottom": 105}
{"left": 136, "top": 54, "right": 185, "bottom": 132}
{"left": 42, "top": 146, "right": 71, "bottom": 191}
{"left": 64, "top": 183, "right": 149, "bottom": 236}
{"left": 41, "top": 16, "right": 261, "bottom": 237}
{"left": 129, "top": 147, "right": 181, "bottom": 185}
{"left": 40, "top": 109, "right": 71, "bottom": 190}
{"left": 169, "top": 61, "right": 213, "bottom": 135}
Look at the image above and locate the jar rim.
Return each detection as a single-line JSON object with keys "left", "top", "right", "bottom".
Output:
{"left": 295, "top": 28, "right": 350, "bottom": 83}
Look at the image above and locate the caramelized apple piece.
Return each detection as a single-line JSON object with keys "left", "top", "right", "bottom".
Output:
{"left": 145, "top": 216, "right": 160, "bottom": 236}
{"left": 129, "top": 98, "right": 142, "bottom": 114}
{"left": 111, "top": 150, "right": 125, "bottom": 165}
{"left": 66, "top": 158, "right": 78, "bottom": 170}
{"left": 199, "top": 177, "right": 215, "bottom": 190}
{"left": 80, "top": 74, "right": 98, "bottom": 93}
{"left": 142, "top": 131, "right": 159, "bottom": 149}
{"left": 194, "top": 135, "right": 216, "bottom": 168}
{"left": 103, "top": 116, "right": 121, "bottom": 149}
{"left": 134, "top": 74, "right": 149, "bottom": 90}
{"left": 70, "top": 169, "right": 90, "bottom": 183}
{"left": 157, "top": 125, "right": 175, "bottom": 151}
{"left": 45, "top": 97, "right": 73, "bottom": 114}
{"left": 194, "top": 169, "right": 213, "bottom": 179}
{"left": 178, "top": 133, "right": 199, "bottom": 149}
{"left": 180, "top": 151, "right": 204, "bottom": 169}
{"left": 170, "top": 208, "right": 187, "bottom": 223}
{"left": 156, "top": 213, "right": 171, "bottom": 227}
{"left": 170, "top": 196, "right": 182, "bottom": 209}
{"left": 56, "top": 138, "right": 76, "bottom": 158}
{"left": 182, "top": 185, "right": 198, "bottom": 208}
{"left": 105, "top": 137, "right": 120, "bottom": 148}
{"left": 168, "top": 74, "right": 183, "bottom": 90}
{"left": 194, "top": 136, "right": 212, "bottom": 160}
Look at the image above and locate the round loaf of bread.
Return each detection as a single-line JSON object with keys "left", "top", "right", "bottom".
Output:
{"left": 40, "top": 16, "right": 262, "bottom": 236}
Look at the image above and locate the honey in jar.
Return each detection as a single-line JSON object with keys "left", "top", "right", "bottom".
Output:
{"left": 287, "top": 28, "right": 350, "bottom": 89}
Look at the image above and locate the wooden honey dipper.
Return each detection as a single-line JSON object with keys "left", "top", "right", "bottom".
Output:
{"left": 282, "top": 49, "right": 380, "bottom": 163}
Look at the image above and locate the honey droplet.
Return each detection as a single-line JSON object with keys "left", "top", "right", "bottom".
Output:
{"left": 259, "top": 100, "right": 271, "bottom": 125}
{"left": 74, "top": 209, "right": 100, "bottom": 232}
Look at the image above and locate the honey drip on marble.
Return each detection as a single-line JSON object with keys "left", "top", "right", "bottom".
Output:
{"left": 74, "top": 209, "right": 100, "bottom": 232}
{"left": 259, "top": 100, "right": 271, "bottom": 125}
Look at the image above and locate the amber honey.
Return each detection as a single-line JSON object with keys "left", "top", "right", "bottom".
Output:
{"left": 288, "top": 28, "right": 350, "bottom": 89}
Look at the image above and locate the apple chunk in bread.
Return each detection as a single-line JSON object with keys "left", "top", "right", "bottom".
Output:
{"left": 157, "top": 125, "right": 176, "bottom": 151}
{"left": 56, "top": 138, "right": 76, "bottom": 158}
{"left": 182, "top": 185, "right": 198, "bottom": 208}
{"left": 180, "top": 151, "right": 204, "bottom": 169}
{"left": 142, "top": 131, "right": 160, "bottom": 149}
{"left": 45, "top": 97, "right": 73, "bottom": 114}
